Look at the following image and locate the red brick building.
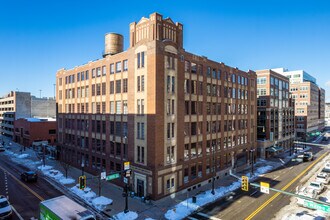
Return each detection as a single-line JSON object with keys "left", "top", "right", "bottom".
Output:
{"left": 56, "top": 12, "right": 257, "bottom": 200}
{"left": 13, "top": 118, "right": 57, "bottom": 147}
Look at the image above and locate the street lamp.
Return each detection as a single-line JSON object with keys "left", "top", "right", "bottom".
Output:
{"left": 250, "top": 148, "right": 256, "bottom": 176}
{"left": 211, "top": 143, "right": 216, "bottom": 195}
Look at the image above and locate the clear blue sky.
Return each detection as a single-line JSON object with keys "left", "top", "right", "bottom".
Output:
{"left": 0, "top": 0, "right": 329, "bottom": 101}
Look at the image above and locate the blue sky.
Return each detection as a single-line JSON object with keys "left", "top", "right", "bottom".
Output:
{"left": 0, "top": 0, "right": 329, "bottom": 101}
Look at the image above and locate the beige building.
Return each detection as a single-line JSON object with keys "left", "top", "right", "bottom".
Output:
{"left": 56, "top": 13, "right": 257, "bottom": 200}
{"left": 0, "top": 91, "right": 56, "bottom": 138}
{"left": 256, "top": 70, "right": 295, "bottom": 158}
{"left": 273, "top": 68, "right": 325, "bottom": 140}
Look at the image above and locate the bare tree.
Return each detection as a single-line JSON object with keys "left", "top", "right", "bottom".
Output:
{"left": 59, "top": 148, "right": 72, "bottom": 178}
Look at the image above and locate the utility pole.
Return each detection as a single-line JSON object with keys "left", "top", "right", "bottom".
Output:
{"left": 39, "top": 89, "right": 42, "bottom": 98}
{"left": 81, "top": 157, "right": 85, "bottom": 176}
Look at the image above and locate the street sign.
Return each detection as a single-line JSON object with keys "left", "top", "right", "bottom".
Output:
{"left": 260, "top": 181, "right": 270, "bottom": 194}
{"left": 303, "top": 200, "right": 330, "bottom": 213}
{"left": 100, "top": 172, "right": 106, "bottom": 180}
{"left": 106, "top": 173, "right": 120, "bottom": 181}
{"left": 124, "top": 161, "right": 130, "bottom": 170}
{"left": 123, "top": 177, "right": 128, "bottom": 184}
{"left": 125, "top": 169, "right": 132, "bottom": 177}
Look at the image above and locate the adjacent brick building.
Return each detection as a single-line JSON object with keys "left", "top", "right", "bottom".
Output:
{"left": 0, "top": 91, "right": 56, "bottom": 138}
{"left": 273, "top": 68, "right": 325, "bottom": 141}
{"left": 56, "top": 13, "right": 257, "bottom": 200}
{"left": 13, "top": 118, "right": 57, "bottom": 147}
{"left": 256, "top": 69, "right": 295, "bottom": 158}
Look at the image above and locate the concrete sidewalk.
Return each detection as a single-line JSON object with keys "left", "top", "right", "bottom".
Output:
{"left": 0, "top": 136, "right": 293, "bottom": 220}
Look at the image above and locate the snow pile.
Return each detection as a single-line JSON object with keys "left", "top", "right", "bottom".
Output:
{"left": 112, "top": 211, "right": 138, "bottom": 220}
{"left": 83, "top": 191, "right": 97, "bottom": 203}
{"left": 17, "top": 153, "right": 29, "bottom": 159}
{"left": 164, "top": 165, "right": 273, "bottom": 220}
{"left": 59, "top": 177, "right": 75, "bottom": 185}
{"left": 91, "top": 196, "right": 113, "bottom": 211}
{"left": 38, "top": 165, "right": 53, "bottom": 171}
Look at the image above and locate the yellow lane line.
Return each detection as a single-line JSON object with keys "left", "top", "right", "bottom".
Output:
{"left": 245, "top": 151, "right": 328, "bottom": 220}
{"left": 0, "top": 166, "right": 44, "bottom": 201}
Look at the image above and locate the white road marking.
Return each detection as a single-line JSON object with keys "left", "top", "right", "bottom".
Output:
{"left": 11, "top": 205, "right": 24, "bottom": 220}
{"left": 197, "top": 212, "right": 222, "bottom": 220}
{"left": 274, "top": 175, "right": 280, "bottom": 180}
{"left": 187, "top": 217, "right": 199, "bottom": 220}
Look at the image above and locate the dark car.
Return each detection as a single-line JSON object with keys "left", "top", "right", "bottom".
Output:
{"left": 303, "top": 152, "right": 314, "bottom": 162}
{"left": 322, "top": 168, "right": 330, "bottom": 174}
{"left": 21, "top": 171, "right": 38, "bottom": 182}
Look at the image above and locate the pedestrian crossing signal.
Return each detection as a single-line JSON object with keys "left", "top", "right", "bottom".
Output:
{"left": 79, "top": 175, "right": 86, "bottom": 189}
{"left": 241, "top": 176, "right": 249, "bottom": 191}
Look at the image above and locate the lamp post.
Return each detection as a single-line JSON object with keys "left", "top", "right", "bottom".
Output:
{"left": 250, "top": 148, "right": 255, "bottom": 176}
{"left": 211, "top": 144, "right": 216, "bottom": 195}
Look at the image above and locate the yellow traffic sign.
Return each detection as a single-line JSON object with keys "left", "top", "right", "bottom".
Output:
{"left": 260, "top": 181, "right": 270, "bottom": 194}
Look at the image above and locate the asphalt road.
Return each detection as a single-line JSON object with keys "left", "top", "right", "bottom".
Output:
{"left": 0, "top": 152, "right": 62, "bottom": 219}
{"left": 188, "top": 139, "right": 329, "bottom": 220}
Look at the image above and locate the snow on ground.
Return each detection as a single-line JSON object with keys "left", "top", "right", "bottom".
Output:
{"left": 164, "top": 165, "right": 273, "bottom": 220}
{"left": 273, "top": 154, "right": 330, "bottom": 220}
{"left": 112, "top": 211, "right": 138, "bottom": 220}
{"left": 92, "top": 196, "right": 113, "bottom": 211}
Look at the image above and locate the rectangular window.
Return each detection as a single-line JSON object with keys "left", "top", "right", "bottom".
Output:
{"left": 141, "top": 99, "right": 144, "bottom": 114}
{"left": 141, "top": 75, "right": 145, "bottom": 92}
{"left": 92, "top": 68, "right": 96, "bottom": 78}
{"left": 116, "top": 101, "right": 121, "bottom": 114}
{"left": 116, "top": 62, "right": 122, "bottom": 73}
{"left": 116, "top": 80, "right": 121, "bottom": 93}
{"left": 137, "top": 76, "right": 141, "bottom": 92}
{"left": 110, "top": 64, "right": 114, "bottom": 74}
{"left": 123, "top": 59, "right": 128, "bottom": 71}
{"left": 123, "top": 100, "right": 128, "bottom": 114}
{"left": 123, "top": 79, "right": 128, "bottom": 93}
{"left": 96, "top": 67, "right": 101, "bottom": 77}
{"left": 102, "top": 65, "right": 106, "bottom": 75}
{"left": 102, "top": 82, "right": 106, "bottom": 95}
{"left": 141, "top": 51, "right": 145, "bottom": 67}
{"left": 110, "top": 101, "right": 114, "bottom": 114}
{"left": 110, "top": 81, "right": 114, "bottom": 94}
{"left": 85, "top": 70, "right": 89, "bottom": 80}
{"left": 96, "top": 84, "right": 101, "bottom": 96}
{"left": 171, "top": 76, "right": 175, "bottom": 93}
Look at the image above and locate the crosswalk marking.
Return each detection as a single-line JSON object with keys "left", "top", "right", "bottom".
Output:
{"left": 197, "top": 212, "right": 222, "bottom": 220}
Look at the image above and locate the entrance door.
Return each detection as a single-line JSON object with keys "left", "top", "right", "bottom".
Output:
{"left": 136, "top": 179, "right": 145, "bottom": 197}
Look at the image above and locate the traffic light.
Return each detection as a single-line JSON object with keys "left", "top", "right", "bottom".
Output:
{"left": 241, "top": 176, "right": 249, "bottom": 191}
{"left": 79, "top": 175, "right": 86, "bottom": 189}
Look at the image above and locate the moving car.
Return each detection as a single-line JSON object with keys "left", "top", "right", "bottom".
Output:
{"left": 308, "top": 181, "right": 325, "bottom": 194}
{"left": 21, "top": 171, "right": 38, "bottom": 182}
{"left": 303, "top": 152, "right": 314, "bottom": 162}
{"left": 0, "top": 195, "right": 12, "bottom": 219}
{"left": 316, "top": 172, "right": 330, "bottom": 184}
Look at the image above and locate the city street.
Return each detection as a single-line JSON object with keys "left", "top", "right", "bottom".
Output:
{"left": 0, "top": 152, "right": 62, "bottom": 219}
{"left": 188, "top": 140, "right": 329, "bottom": 220}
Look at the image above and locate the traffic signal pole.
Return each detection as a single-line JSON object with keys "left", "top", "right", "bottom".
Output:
{"left": 229, "top": 170, "right": 330, "bottom": 207}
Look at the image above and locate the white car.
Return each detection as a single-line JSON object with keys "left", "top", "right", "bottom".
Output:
{"left": 316, "top": 173, "right": 330, "bottom": 184}
{"left": 325, "top": 161, "right": 330, "bottom": 169}
{"left": 0, "top": 195, "right": 12, "bottom": 219}
{"left": 308, "top": 181, "right": 325, "bottom": 194}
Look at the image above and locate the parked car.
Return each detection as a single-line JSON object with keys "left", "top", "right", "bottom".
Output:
{"left": 0, "top": 195, "right": 12, "bottom": 219}
{"left": 308, "top": 181, "right": 325, "bottom": 194}
{"left": 0, "top": 146, "right": 4, "bottom": 152}
{"left": 316, "top": 172, "right": 330, "bottom": 184}
{"left": 303, "top": 152, "right": 314, "bottom": 162}
{"left": 21, "top": 171, "right": 38, "bottom": 182}
{"left": 324, "top": 161, "right": 330, "bottom": 169}
{"left": 297, "top": 186, "right": 318, "bottom": 206}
